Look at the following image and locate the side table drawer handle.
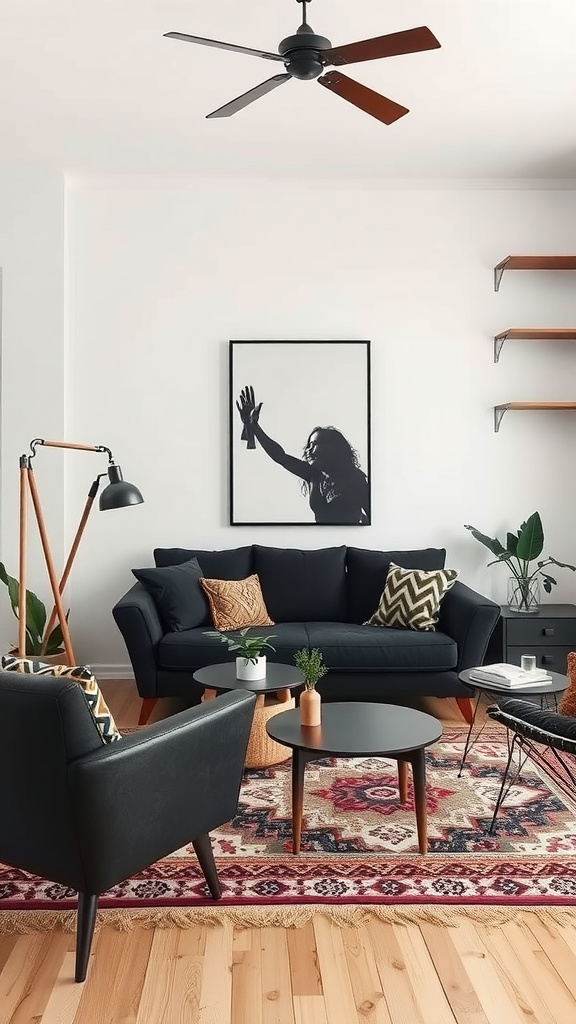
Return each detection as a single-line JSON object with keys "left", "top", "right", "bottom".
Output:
{"left": 543, "top": 628, "right": 555, "bottom": 637}
{"left": 542, "top": 655, "right": 555, "bottom": 665}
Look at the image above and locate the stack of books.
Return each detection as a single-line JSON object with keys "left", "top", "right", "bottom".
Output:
{"left": 468, "top": 663, "right": 553, "bottom": 690}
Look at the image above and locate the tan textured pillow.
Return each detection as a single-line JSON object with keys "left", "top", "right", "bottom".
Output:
{"left": 364, "top": 561, "right": 458, "bottom": 632}
{"left": 559, "top": 652, "right": 576, "bottom": 716}
{"left": 199, "top": 574, "right": 274, "bottom": 631}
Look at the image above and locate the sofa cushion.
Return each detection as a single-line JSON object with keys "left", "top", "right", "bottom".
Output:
{"left": 158, "top": 623, "right": 310, "bottom": 672}
{"left": 304, "top": 624, "right": 457, "bottom": 672}
{"left": 365, "top": 562, "right": 458, "bottom": 632}
{"left": 253, "top": 545, "right": 347, "bottom": 622}
{"left": 199, "top": 574, "right": 274, "bottom": 631}
{"left": 153, "top": 547, "right": 254, "bottom": 625}
{"left": 132, "top": 557, "right": 208, "bottom": 631}
{"left": 346, "top": 547, "right": 447, "bottom": 624}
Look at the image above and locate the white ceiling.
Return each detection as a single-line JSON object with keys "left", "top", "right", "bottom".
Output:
{"left": 2, "top": 0, "right": 576, "bottom": 181}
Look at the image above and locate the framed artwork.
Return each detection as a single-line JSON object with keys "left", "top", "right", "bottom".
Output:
{"left": 229, "top": 340, "right": 371, "bottom": 526}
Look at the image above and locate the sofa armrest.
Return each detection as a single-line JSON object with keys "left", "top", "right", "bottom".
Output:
{"left": 112, "top": 582, "right": 164, "bottom": 698}
{"left": 437, "top": 581, "right": 500, "bottom": 672}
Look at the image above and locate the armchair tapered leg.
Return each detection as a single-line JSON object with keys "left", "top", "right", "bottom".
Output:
{"left": 75, "top": 892, "right": 98, "bottom": 982}
{"left": 192, "top": 833, "right": 222, "bottom": 900}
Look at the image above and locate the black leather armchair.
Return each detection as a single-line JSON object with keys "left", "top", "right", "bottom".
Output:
{"left": 0, "top": 671, "right": 256, "bottom": 982}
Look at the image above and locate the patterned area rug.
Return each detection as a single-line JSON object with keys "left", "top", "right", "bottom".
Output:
{"left": 2, "top": 727, "right": 576, "bottom": 929}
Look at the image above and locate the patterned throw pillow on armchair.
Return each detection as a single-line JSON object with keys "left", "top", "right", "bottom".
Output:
{"left": 558, "top": 652, "right": 576, "bottom": 717}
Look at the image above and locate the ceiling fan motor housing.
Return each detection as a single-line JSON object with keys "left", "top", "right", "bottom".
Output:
{"left": 278, "top": 24, "right": 331, "bottom": 80}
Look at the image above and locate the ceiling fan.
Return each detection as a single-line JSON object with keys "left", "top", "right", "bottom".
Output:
{"left": 164, "top": 0, "right": 440, "bottom": 125}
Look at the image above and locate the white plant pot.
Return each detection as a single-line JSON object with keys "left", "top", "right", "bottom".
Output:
{"left": 236, "top": 655, "right": 266, "bottom": 681}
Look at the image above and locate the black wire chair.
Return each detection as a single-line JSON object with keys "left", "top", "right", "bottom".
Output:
{"left": 486, "top": 698, "right": 576, "bottom": 835}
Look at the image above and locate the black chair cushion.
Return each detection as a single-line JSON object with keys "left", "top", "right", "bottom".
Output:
{"left": 487, "top": 698, "right": 576, "bottom": 754}
{"left": 346, "top": 547, "right": 447, "bottom": 624}
{"left": 253, "top": 545, "right": 347, "bottom": 622}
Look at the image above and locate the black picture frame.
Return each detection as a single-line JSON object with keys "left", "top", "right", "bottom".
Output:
{"left": 229, "top": 340, "right": 371, "bottom": 526}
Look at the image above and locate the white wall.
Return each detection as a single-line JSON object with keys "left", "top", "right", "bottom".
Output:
{"left": 4, "top": 175, "right": 576, "bottom": 673}
{"left": 0, "top": 168, "right": 66, "bottom": 655}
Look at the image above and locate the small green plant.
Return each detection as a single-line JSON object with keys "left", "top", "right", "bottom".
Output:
{"left": 294, "top": 647, "right": 328, "bottom": 690}
{"left": 203, "top": 627, "right": 276, "bottom": 664}
{"left": 464, "top": 511, "right": 576, "bottom": 612}
{"left": 0, "top": 561, "right": 67, "bottom": 656}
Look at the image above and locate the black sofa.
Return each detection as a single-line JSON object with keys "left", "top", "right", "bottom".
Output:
{"left": 113, "top": 544, "right": 500, "bottom": 724}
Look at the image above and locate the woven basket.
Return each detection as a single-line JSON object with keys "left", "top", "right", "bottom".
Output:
{"left": 245, "top": 696, "right": 295, "bottom": 769}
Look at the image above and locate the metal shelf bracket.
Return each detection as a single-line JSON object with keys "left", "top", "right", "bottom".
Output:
{"left": 493, "top": 332, "right": 507, "bottom": 362}
{"left": 494, "top": 406, "right": 507, "bottom": 432}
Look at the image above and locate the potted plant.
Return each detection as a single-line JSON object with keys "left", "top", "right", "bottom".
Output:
{"left": 464, "top": 512, "right": 576, "bottom": 614}
{"left": 203, "top": 627, "right": 276, "bottom": 681}
{"left": 0, "top": 561, "right": 67, "bottom": 659}
{"left": 294, "top": 647, "right": 328, "bottom": 725}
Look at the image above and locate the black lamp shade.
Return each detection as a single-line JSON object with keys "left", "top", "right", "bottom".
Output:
{"left": 99, "top": 464, "right": 144, "bottom": 511}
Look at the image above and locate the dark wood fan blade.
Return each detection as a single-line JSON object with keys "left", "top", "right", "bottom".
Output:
{"left": 206, "top": 74, "right": 291, "bottom": 118}
{"left": 318, "top": 72, "right": 409, "bottom": 125}
{"left": 163, "top": 32, "right": 284, "bottom": 62}
{"left": 321, "top": 26, "right": 440, "bottom": 66}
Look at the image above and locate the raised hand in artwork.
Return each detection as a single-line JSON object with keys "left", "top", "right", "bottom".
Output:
{"left": 236, "top": 386, "right": 263, "bottom": 448}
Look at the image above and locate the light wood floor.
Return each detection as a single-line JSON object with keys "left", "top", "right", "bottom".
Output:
{"left": 2, "top": 684, "right": 576, "bottom": 1024}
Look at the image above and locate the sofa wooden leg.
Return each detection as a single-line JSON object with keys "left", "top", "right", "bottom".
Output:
{"left": 455, "top": 697, "right": 474, "bottom": 725}
{"left": 138, "top": 697, "right": 157, "bottom": 725}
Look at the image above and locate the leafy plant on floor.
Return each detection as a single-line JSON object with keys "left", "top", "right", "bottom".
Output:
{"left": 0, "top": 561, "right": 67, "bottom": 656}
{"left": 203, "top": 627, "right": 276, "bottom": 664}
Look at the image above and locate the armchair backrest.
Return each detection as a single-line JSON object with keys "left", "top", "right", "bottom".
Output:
{"left": 0, "top": 671, "right": 104, "bottom": 885}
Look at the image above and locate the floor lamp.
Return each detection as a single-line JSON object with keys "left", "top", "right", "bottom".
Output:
{"left": 18, "top": 438, "right": 144, "bottom": 664}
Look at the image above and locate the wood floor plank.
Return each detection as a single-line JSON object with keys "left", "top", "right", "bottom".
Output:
{"left": 313, "top": 918, "right": 365, "bottom": 1024}
{"left": 134, "top": 928, "right": 181, "bottom": 1024}
{"left": 341, "top": 925, "right": 392, "bottom": 1023}
{"left": 366, "top": 920, "right": 425, "bottom": 1024}
{"left": 523, "top": 916, "right": 576, "bottom": 1002}
{"left": 170, "top": 929, "right": 205, "bottom": 1024}
{"left": 500, "top": 920, "right": 576, "bottom": 1024}
{"left": 198, "top": 923, "right": 233, "bottom": 1024}
{"left": 286, "top": 922, "right": 322, "bottom": 997}
{"left": 0, "top": 937, "right": 19, "bottom": 977}
{"left": 260, "top": 928, "right": 295, "bottom": 1024}
{"left": 293, "top": 995, "right": 329, "bottom": 1024}
{"left": 40, "top": 950, "right": 86, "bottom": 1024}
{"left": 392, "top": 923, "right": 457, "bottom": 1024}
{"left": 419, "top": 922, "right": 489, "bottom": 1024}
{"left": 0, "top": 934, "right": 52, "bottom": 1024}
{"left": 9, "top": 932, "right": 70, "bottom": 1024}
{"left": 478, "top": 922, "right": 558, "bottom": 1024}
{"left": 449, "top": 921, "right": 533, "bottom": 1024}
{"left": 232, "top": 927, "right": 262, "bottom": 1024}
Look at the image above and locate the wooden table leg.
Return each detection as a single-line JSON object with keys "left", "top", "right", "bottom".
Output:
{"left": 201, "top": 688, "right": 218, "bottom": 702}
{"left": 291, "top": 748, "right": 307, "bottom": 855}
{"left": 398, "top": 759, "right": 408, "bottom": 803}
{"left": 276, "top": 688, "right": 291, "bottom": 703}
{"left": 409, "top": 749, "right": 428, "bottom": 854}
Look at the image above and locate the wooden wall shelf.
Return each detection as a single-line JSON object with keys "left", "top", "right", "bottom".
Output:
{"left": 493, "top": 328, "right": 576, "bottom": 362}
{"left": 494, "top": 255, "right": 576, "bottom": 291}
{"left": 494, "top": 402, "right": 576, "bottom": 432}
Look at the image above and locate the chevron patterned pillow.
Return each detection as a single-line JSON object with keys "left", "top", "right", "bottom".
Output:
{"left": 1, "top": 656, "right": 121, "bottom": 743}
{"left": 364, "top": 562, "right": 458, "bottom": 632}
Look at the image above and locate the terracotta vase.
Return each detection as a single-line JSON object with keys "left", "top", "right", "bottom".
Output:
{"left": 300, "top": 686, "right": 321, "bottom": 727}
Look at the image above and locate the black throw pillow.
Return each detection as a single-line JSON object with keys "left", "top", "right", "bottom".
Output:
{"left": 132, "top": 557, "right": 208, "bottom": 631}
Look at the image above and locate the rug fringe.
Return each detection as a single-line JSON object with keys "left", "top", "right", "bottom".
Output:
{"left": 2, "top": 904, "right": 576, "bottom": 934}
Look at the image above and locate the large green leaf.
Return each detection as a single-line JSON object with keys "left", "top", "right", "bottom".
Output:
{"left": 463, "top": 525, "right": 506, "bottom": 558}
{"left": 516, "top": 511, "right": 544, "bottom": 562}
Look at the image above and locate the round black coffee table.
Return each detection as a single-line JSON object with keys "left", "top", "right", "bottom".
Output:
{"left": 193, "top": 662, "right": 304, "bottom": 769}
{"left": 266, "top": 702, "right": 443, "bottom": 855}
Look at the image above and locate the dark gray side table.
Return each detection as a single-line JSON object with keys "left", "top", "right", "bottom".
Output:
{"left": 485, "top": 603, "right": 576, "bottom": 675}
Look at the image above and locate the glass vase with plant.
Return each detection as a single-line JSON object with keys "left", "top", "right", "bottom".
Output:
{"left": 0, "top": 561, "right": 67, "bottom": 658}
{"left": 464, "top": 512, "right": 576, "bottom": 614}
{"left": 294, "top": 647, "right": 327, "bottom": 725}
